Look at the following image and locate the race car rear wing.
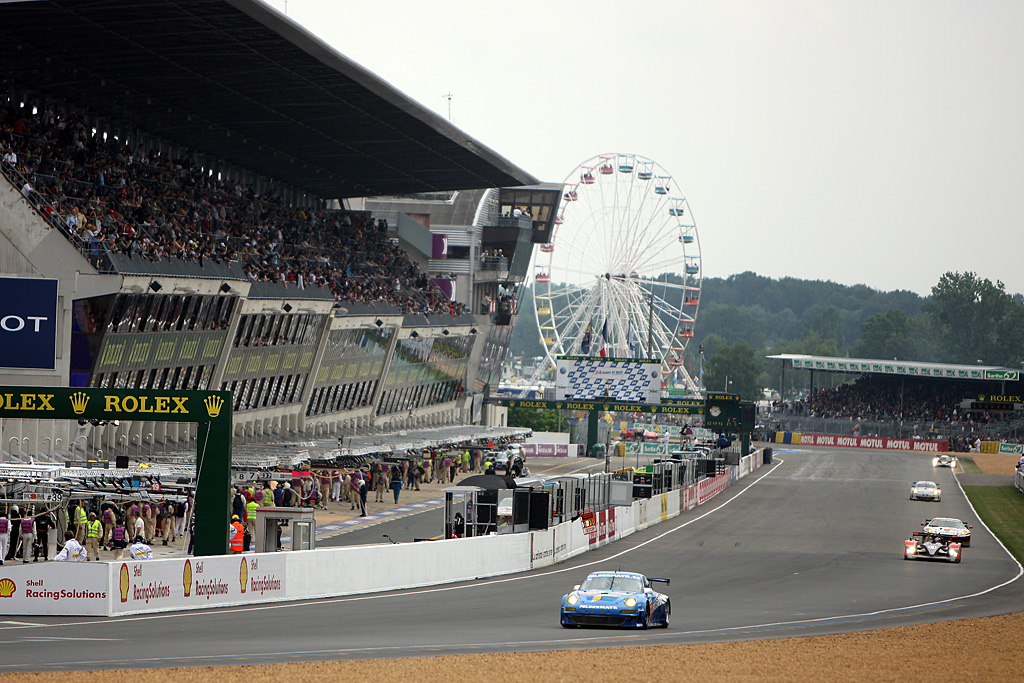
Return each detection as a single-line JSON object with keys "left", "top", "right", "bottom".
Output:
{"left": 912, "top": 531, "right": 959, "bottom": 540}
{"left": 650, "top": 578, "right": 670, "bottom": 585}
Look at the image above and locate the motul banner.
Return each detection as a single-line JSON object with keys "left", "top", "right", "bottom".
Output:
{"left": 799, "top": 434, "right": 948, "bottom": 452}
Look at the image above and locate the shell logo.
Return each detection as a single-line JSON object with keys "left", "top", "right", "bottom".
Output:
{"left": 239, "top": 558, "right": 248, "bottom": 594}
{"left": 119, "top": 564, "right": 130, "bottom": 603}
{"left": 183, "top": 559, "right": 193, "bottom": 598}
{"left": 0, "top": 577, "right": 16, "bottom": 598}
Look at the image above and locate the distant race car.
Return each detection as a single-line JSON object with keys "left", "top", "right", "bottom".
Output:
{"left": 905, "top": 531, "right": 963, "bottom": 563}
{"left": 922, "top": 517, "right": 973, "bottom": 547}
{"left": 932, "top": 454, "right": 958, "bottom": 468}
{"left": 909, "top": 480, "right": 941, "bottom": 501}
{"left": 560, "top": 571, "right": 670, "bottom": 629}
{"left": 487, "top": 452, "right": 527, "bottom": 477}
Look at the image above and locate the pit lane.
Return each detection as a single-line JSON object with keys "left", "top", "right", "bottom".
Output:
{"left": 0, "top": 446, "right": 1020, "bottom": 672}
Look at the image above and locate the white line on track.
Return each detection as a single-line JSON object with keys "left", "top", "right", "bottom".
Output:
{"left": 3, "top": 453, "right": 1021, "bottom": 647}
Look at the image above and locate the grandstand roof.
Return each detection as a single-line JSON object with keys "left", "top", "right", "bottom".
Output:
{"left": 766, "top": 354, "right": 1021, "bottom": 383}
{"left": 0, "top": 0, "right": 538, "bottom": 199}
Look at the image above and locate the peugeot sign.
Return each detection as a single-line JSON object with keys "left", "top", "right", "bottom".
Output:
{"left": 0, "top": 277, "right": 58, "bottom": 370}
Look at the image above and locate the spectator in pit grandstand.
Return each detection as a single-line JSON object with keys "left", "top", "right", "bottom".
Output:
{"left": 54, "top": 530, "right": 87, "bottom": 562}
{"left": 319, "top": 471, "right": 332, "bottom": 508}
{"left": 17, "top": 513, "right": 35, "bottom": 564}
{"left": 174, "top": 498, "right": 188, "bottom": 538}
{"left": 132, "top": 508, "right": 145, "bottom": 542}
{"left": 389, "top": 465, "right": 404, "bottom": 504}
{"left": 375, "top": 467, "right": 387, "bottom": 503}
{"left": 231, "top": 487, "right": 245, "bottom": 520}
{"left": 143, "top": 501, "right": 157, "bottom": 544}
{"left": 331, "top": 470, "right": 342, "bottom": 502}
{"left": 34, "top": 510, "right": 55, "bottom": 562}
{"left": 110, "top": 519, "right": 129, "bottom": 560}
{"left": 85, "top": 512, "right": 102, "bottom": 561}
{"left": 129, "top": 536, "right": 154, "bottom": 560}
{"left": 0, "top": 511, "right": 9, "bottom": 565}
{"left": 281, "top": 482, "right": 298, "bottom": 507}
{"left": 6, "top": 506, "right": 21, "bottom": 562}
{"left": 229, "top": 516, "right": 245, "bottom": 554}
{"left": 73, "top": 501, "right": 88, "bottom": 543}
{"left": 161, "top": 501, "right": 177, "bottom": 545}
{"left": 355, "top": 479, "right": 368, "bottom": 517}
{"left": 101, "top": 504, "right": 116, "bottom": 547}
{"left": 245, "top": 494, "right": 258, "bottom": 537}
{"left": 187, "top": 514, "right": 196, "bottom": 555}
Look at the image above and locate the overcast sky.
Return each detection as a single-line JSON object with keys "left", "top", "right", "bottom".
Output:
{"left": 269, "top": 0, "right": 1024, "bottom": 298}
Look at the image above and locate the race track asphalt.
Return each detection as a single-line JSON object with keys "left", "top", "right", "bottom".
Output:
{"left": 1, "top": 446, "right": 1020, "bottom": 672}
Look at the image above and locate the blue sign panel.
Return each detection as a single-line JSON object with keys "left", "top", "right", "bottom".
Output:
{"left": 0, "top": 277, "right": 58, "bottom": 370}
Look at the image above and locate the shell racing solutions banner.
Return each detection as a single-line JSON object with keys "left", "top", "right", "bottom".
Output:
{"left": 0, "top": 276, "right": 58, "bottom": 370}
{"left": 109, "top": 553, "right": 287, "bottom": 615}
{"left": 556, "top": 356, "right": 661, "bottom": 403}
{"left": 0, "top": 561, "right": 109, "bottom": 616}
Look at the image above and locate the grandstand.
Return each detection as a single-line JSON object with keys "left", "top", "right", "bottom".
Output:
{"left": 766, "top": 354, "right": 1024, "bottom": 446}
{"left": 0, "top": 0, "right": 551, "bottom": 464}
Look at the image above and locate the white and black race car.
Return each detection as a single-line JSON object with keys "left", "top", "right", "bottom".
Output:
{"left": 932, "top": 454, "right": 958, "bottom": 468}
{"left": 922, "top": 517, "right": 973, "bottom": 547}
{"left": 905, "top": 531, "right": 963, "bottom": 563}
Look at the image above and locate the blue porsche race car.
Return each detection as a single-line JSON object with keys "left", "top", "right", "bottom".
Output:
{"left": 560, "top": 571, "right": 671, "bottom": 629}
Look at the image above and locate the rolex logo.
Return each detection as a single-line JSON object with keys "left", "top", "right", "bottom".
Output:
{"left": 70, "top": 391, "right": 90, "bottom": 415}
{"left": 204, "top": 395, "right": 224, "bottom": 418}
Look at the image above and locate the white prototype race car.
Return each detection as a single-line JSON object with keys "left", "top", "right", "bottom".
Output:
{"left": 904, "top": 531, "right": 963, "bottom": 563}
{"left": 932, "top": 454, "right": 958, "bottom": 468}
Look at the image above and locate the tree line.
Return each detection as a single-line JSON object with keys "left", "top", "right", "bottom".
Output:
{"left": 509, "top": 271, "right": 1024, "bottom": 402}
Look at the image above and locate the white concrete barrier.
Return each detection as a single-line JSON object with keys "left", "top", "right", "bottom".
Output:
{"left": 530, "top": 528, "right": 556, "bottom": 568}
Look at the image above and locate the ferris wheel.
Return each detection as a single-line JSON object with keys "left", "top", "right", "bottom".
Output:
{"left": 533, "top": 153, "right": 703, "bottom": 394}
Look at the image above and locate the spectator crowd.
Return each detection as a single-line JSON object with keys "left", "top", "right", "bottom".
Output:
{"left": 0, "top": 104, "right": 465, "bottom": 316}
{"left": 773, "top": 375, "right": 1023, "bottom": 449}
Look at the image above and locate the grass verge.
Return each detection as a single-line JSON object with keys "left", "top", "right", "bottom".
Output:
{"left": 958, "top": 456, "right": 983, "bottom": 473}
{"left": 963, "top": 485, "right": 1024, "bottom": 564}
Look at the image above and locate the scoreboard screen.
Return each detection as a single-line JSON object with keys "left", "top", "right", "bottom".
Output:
{"left": 555, "top": 356, "right": 661, "bottom": 403}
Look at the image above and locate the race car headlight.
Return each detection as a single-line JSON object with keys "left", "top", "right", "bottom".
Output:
{"left": 566, "top": 594, "right": 579, "bottom": 605}
{"left": 624, "top": 597, "right": 637, "bottom": 607}
{"left": 906, "top": 545, "right": 916, "bottom": 554}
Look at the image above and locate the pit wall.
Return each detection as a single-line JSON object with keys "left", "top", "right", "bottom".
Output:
{"left": 0, "top": 450, "right": 763, "bottom": 616}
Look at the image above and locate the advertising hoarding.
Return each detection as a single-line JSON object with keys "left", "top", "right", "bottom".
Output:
{"left": 0, "top": 277, "right": 57, "bottom": 370}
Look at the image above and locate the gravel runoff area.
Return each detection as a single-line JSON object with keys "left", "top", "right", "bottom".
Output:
{"left": 6, "top": 451, "right": 1020, "bottom": 682}
{"left": 969, "top": 452, "right": 1022, "bottom": 475}
{"left": 3, "top": 612, "right": 1024, "bottom": 683}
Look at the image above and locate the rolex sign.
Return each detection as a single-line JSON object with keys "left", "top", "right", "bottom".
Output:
{"left": 0, "top": 277, "right": 58, "bottom": 370}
